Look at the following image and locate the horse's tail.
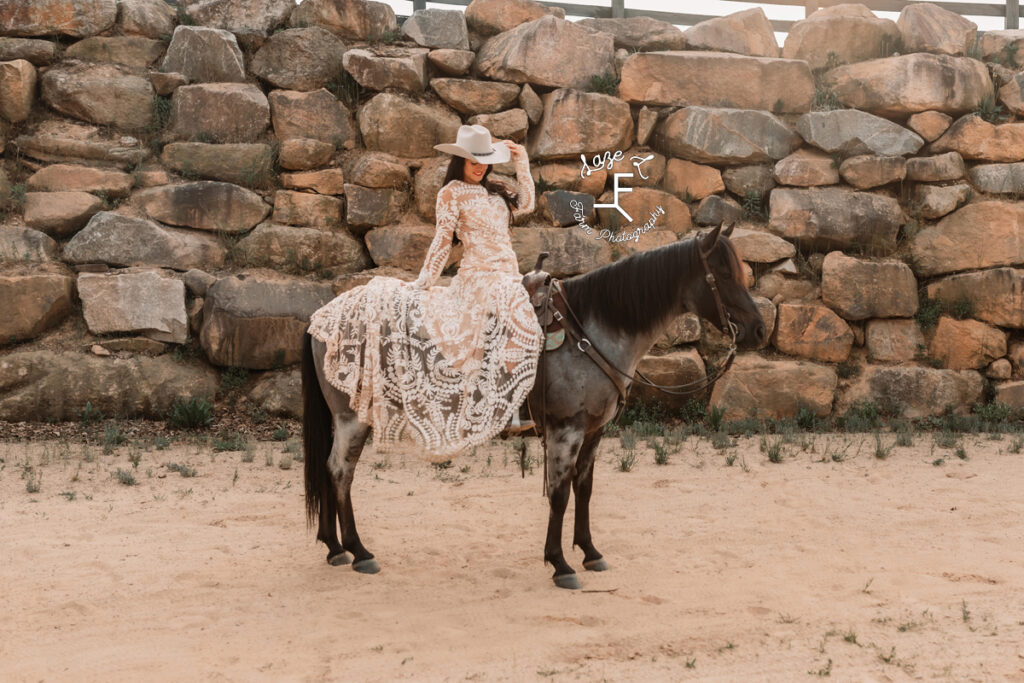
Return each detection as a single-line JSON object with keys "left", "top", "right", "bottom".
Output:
{"left": 302, "top": 331, "right": 333, "bottom": 529}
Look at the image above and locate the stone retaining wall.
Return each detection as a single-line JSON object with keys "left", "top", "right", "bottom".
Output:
{"left": 1, "top": 0, "right": 1022, "bottom": 422}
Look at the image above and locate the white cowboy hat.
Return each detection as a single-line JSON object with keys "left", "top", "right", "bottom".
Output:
{"left": 433, "top": 124, "right": 510, "bottom": 164}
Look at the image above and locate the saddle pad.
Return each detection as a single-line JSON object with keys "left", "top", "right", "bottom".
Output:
{"left": 545, "top": 329, "right": 565, "bottom": 351}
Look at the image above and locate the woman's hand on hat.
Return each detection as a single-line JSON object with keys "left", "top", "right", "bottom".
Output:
{"left": 502, "top": 139, "right": 525, "bottom": 159}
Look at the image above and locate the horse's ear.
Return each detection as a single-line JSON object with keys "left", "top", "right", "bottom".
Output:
{"left": 699, "top": 224, "right": 722, "bottom": 255}
{"left": 722, "top": 222, "right": 735, "bottom": 238}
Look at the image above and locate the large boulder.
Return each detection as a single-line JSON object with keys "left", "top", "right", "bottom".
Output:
{"left": 26, "top": 163, "right": 133, "bottom": 198}
{"left": 652, "top": 107, "right": 801, "bottom": 166}
{"left": 528, "top": 88, "right": 633, "bottom": 161}
{"left": 0, "top": 225, "right": 59, "bottom": 263}
{"left": 773, "top": 301, "right": 853, "bottom": 362}
{"left": 428, "top": 48, "right": 475, "bottom": 76}
{"left": 914, "top": 183, "right": 971, "bottom": 220}
{"left": 12, "top": 121, "right": 147, "bottom": 169}
{"left": 0, "top": 267, "right": 74, "bottom": 344}
{"left": 401, "top": 9, "right": 470, "bottom": 50}
{"left": 359, "top": 93, "right": 461, "bottom": 158}
{"left": 683, "top": 8, "right": 778, "bottom": 57}
{"left": 0, "top": 59, "right": 36, "bottom": 123}
{"left": 23, "top": 191, "right": 103, "bottom": 237}
{"left": 897, "top": 2, "right": 976, "bottom": 56}
{"left": 782, "top": 4, "right": 900, "bottom": 70}
{"left": 117, "top": 0, "right": 176, "bottom": 39}
{"left": 823, "top": 54, "right": 993, "bottom": 117}
{"left": 0, "top": 0, "right": 116, "bottom": 38}
{"left": 865, "top": 319, "right": 925, "bottom": 363}
{"left": 773, "top": 148, "right": 839, "bottom": 187}
{"left": 78, "top": 270, "right": 188, "bottom": 344}
{"left": 907, "top": 111, "right": 954, "bottom": 141}
{"left": 796, "top": 110, "right": 924, "bottom": 156}
{"left": 710, "top": 355, "right": 838, "bottom": 419}
{"left": 995, "top": 381, "right": 1024, "bottom": 409}
{"left": 161, "top": 142, "right": 275, "bottom": 187}
{"left": 281, "top": 169, "right": 346, "bottom": 195}
{"left": 575, "top": 17, "right": 685, "bottom": 52}
{"left": 200, "top": 273, "right": 335, "bottom": 369}
{"left": 821, "top": 251, "right": 918, "bottom": 320}
{"left": 183, "top": 0, "right": 295, "bottom": 38}
{"left": 277, "top": 138, "right": 334, "bottom": 171}
{"left": 475, "top": 15, "right": 615, "bottom": 91}
{"left": 160, "top": 26, "right": 246, "bottom": 84}
{"left": 271, "top": 190, "right": 344, "bottom": 228}
{"left": 663, "top": 159, "right": 724, "bottom": 201}
{"left": 769, "top": 188, "right": 903, "bottom": 251}
{"left": 0, "top": 351, "right": 218, "bottom": 421}
{"left": 169, "top": 83, "right": 270, "bottom": 143}
{"left": 248, "top": 369, "right": 302, "bottom": 418}
{"left": 40, "top": 63, "right": 153, "bottom": 130}
{"left": 839, "top": 155, "right": 907, "bottom": 189}
{"left": 619, "top": 51, "right": 813, "bottom": 113}
{"left": 346, "top": 152, "right": 409, "bottom": 188}
{"left": 728, "top": 227, "right": 795, "bottom": 263}
{"left": 64, "top": 211, "right": 227, "bottom": 271}
{"left": 967, "top": 162, "right": 1024, "bottom": 194}
{"left": 465, "top": 0, "right": 564, "bottom": 37}
{"left": 250, "top": 27, "right": 347, "bottom": 92}
{"left": 594, "top": 187, "right": 689, "bottom": 236}
{"left": 343, "top": 47, "right": 429, "bottom": 93}
{"left": 344, "top": 184, "right": 407, "bottom": 229}
{"left": 905, "top": 151, "right": 965, "bottom": 181}
{"left": 910, "top": 201, "right": 1024, "bottom": 276}
{"left": 232, "top": 222, "right": 370, "bottom": 274}
{"left": 631, "top": 349, "right": 706, "bottom": 410}
{"left": 929, "top": 316, "right": 1007, "bottom": 370}
{"left": 930, "top": 115, "right": 1024, "bottom": 163}
{"left": 0, "top": 38, "right": 57, "bottom": 65}
{"left": 63, "top": 36, "right": 164, "bottom": 68}
{"left": 289, "top": 0, "right": 398, "bottom": 41}
{"left": 430, "top": 78, "right": 520, "bottom": 115}
{"left": 135, "top": 182, "right": 271, "bottom": 233}
{"left": 926, "top": 268, "right": 1024, "bottom": 328}
{"left": 365, "top": 223, "right": 441, "bottom": 271}
{"left": 269, "top": 89, "right": 356, "bottom": 147}
{"left": 836, "top": 366, "right": 984, "bottom": 417}
{"left": 510, "top": 227, "right": 613, "bottom": 277}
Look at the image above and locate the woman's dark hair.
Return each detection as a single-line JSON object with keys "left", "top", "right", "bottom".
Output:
{"left": 441, "top": 155, "right": 519, "bottom": 213}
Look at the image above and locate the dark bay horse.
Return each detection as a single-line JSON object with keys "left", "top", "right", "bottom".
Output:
{"left": 302, "top": 224, "right": 766, "bottom": 589}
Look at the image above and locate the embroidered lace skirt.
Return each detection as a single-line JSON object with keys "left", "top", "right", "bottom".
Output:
{"left": 307, "top": 271, "right": 543, "bottom": 460}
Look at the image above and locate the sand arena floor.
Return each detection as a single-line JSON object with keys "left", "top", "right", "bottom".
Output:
{"left": 2, "top": 431, "right": 1023, "bottom": 681}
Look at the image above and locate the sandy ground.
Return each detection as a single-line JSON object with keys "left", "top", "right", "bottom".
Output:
{"left": 2, "top": 431, "right": 1024, "bottom": 682}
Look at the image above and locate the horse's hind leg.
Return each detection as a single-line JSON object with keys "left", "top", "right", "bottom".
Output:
{"left": 572, "top": 431, "right": 609, "bottom": 572}
{"left": 327, "top": 414, "right": 377, "bottom": 573}
{"left": 319, "top": 484, "right": 350, "bottom": 566}
{"left": 543, "top": 420, "right": 586, "bottom": 590}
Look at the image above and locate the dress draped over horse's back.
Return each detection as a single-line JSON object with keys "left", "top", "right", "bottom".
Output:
{"left": 307, "top": 154, "right": 543, "bottom": 459}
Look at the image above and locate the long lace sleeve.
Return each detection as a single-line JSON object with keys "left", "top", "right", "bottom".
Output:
{"left": 511, "top": 152, "right": 534, "bottom": 221}
{"left": 413, "top": 184, "right": 458, "bottom": 289}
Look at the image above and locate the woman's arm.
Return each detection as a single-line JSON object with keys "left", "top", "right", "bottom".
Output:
{"left": 504, "top": 140, "right": 534, "bottom": 221}
{"left": 413, "top": 183, "right": 457, "bottom": 289}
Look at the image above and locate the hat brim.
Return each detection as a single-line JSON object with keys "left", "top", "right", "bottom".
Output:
{"left": 434, "top": 142, "right": 511, "bottom": 164}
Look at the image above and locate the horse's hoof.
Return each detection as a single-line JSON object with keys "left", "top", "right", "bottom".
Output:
{"left": 327, "top": 551, "right": 351, "bottom": 566}
{"left": 583, "top": 558, "right": 610, "bottom": 572}
{"left": 352, "top": 558, "right": 380, "bottom": 574}
{"left": 553, "top": 573, "right": 581, "bottom": 590}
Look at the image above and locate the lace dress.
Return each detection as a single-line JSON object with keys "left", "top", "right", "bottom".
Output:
{"left": 307, "top": 154, "right": 544, "bottom": 460}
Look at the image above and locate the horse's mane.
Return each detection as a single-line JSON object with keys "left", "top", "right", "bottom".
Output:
{"left": 560, "top": 234, "right": 743, "bottom": 337}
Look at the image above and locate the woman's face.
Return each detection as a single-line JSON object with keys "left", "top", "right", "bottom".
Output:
{"left": 463, "top": 157, "right": 488, "bottom": 184}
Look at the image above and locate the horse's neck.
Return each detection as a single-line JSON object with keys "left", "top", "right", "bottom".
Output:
{"left": 584, "top": 311, "right": 673, "bottom": 380}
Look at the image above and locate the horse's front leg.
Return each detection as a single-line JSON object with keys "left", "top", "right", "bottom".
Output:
{"left": 572, "top": 430, "right": 610, "bottom": 572}
{"left": 543, "top": 421, "right": 585, "bottom": 589}
{"left": 327, "top": 415, "right": 378, "bottom": 574}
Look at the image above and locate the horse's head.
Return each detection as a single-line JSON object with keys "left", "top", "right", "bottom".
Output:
{"left": 686, "top": 224, "right": 766, "bottom": 350}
